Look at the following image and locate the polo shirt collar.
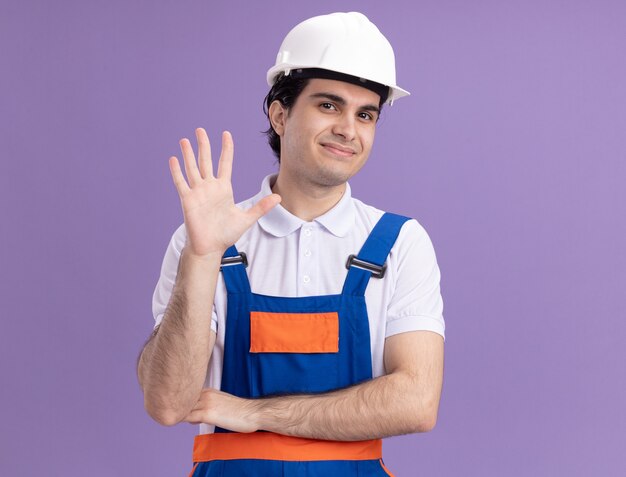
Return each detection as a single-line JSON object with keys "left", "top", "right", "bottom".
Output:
{"left": 256, "top": 174, "right": 355, "bottom": 238}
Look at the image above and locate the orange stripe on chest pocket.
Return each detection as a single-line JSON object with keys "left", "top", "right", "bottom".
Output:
{"left": 250, "top": 312, "right": 339, "bottom": 353}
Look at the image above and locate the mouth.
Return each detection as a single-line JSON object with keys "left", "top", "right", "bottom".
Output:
{"left": 320, "top": 143, "right": 356, "bottom": 157}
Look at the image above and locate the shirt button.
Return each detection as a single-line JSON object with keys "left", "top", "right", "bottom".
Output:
{"left": 303, "top": 275, "right": 310, "bottom": 283}
{"left": 304, "top": 228, "right": 312, "bottom": 237}
{"left": 304, "top": 249, "right": 311, "bottom": 257}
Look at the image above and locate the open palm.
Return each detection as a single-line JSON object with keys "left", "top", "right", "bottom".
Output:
{"left": 169, "top": 128, "right": 280, "bottom": 257}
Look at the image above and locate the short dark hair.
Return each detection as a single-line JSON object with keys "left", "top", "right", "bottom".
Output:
{"left": 263, "top": 73, "right": 310, "bottom": 161}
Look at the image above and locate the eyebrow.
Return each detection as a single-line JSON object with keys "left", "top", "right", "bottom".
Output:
{"left": 309, "top": 92, "right": 380, "bottom": 114}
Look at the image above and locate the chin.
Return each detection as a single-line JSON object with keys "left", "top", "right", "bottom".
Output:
{"left": 311, "top": 168, "right": 356, "bottom": 187}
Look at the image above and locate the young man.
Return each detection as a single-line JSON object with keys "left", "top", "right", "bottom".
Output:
{"left": 139, "top": 12, "right": 445, "bottom": 476}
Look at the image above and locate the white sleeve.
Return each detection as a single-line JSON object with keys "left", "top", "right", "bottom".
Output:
{"left": 385, "top": 219, "right": 445, "bottom": 340}
{"left": 151, "top": 224, "right": 218, "bottom": 332}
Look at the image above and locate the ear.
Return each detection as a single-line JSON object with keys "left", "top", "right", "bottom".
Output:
{"left": 268, "top": 100, "right": 287, "bottom": 136}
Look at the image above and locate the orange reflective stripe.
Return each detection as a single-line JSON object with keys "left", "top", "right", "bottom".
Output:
{"left": 187, "top": 462, "right": 198, "bottom": 477}
{"left": 193, "top": 432, "right": 382, "bottom": 462}
{"left": 379, "top": 458, "right": 396, "bottom": 476}
{"left": 250, "top": 311, "right": 339, "bottom": 353}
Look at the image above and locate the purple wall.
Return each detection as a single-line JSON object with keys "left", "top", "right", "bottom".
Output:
{"left": 1, "top": 1, "right": 624, "bottom": 475}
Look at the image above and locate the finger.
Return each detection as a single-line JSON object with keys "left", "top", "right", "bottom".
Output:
{"left": 183, "top": 410, "right": 207, "bottom": 425}
{"left": 216, "top": 131, "right": 234, "bottom": 180}
{"left": 168, "top": 156, "right": 190, "bottom": 195}
{"left": 179, "top": 138, "right": 202, "bottom": 186}
{"left": 195, "top": 127, "right": 214, "bottom": 179}
{"left": 182, "top": 412, "right": 200, "bottom": 424}
{"left": 246, "top": 193, "right": 281, "bottom": 222}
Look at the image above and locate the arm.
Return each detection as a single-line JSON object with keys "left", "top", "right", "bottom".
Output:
{"left": 137, "top": 248, "right": 220, "bottom": 426}
{"left": 184, "top": 330, "right": 444, "bottom": 440}
{"left": 138, "top": 129, "right": 280, "bottom": 426}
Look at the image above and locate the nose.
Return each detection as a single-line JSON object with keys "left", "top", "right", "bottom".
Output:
{"left": 331, "top": 113, "right": 356, "bottom": 142}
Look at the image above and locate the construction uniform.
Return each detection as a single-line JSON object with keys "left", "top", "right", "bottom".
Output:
{"left": 152, "top": 175, "right": 445, "bottom": 476}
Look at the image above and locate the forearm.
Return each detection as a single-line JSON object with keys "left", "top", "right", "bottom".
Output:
{"left": 139, "top": 246, "right": 221, "bottom": 425}
{"left": 188, "top": 368, "right": 440, "bottom": 440}
{"left": 185, "top": 332, "right": 444, "bottom": 439}
{"left": 252, "top": 370, "right": 438, "bottom": 441}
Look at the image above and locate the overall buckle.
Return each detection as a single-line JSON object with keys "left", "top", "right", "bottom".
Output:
{"left": 220, "top": 252, "right": 248, "bottom": 269}
{"left": 345, "top": 254, "right": 387, "bottom": 279}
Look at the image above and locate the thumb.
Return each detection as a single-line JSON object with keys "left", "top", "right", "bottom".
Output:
{"left": 246, "top": 193, "right": 281, "bottom": 221}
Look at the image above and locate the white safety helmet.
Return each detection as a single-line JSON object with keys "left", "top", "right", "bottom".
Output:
{"left": 266, "top": 12, "right": 410, "bottom": 105}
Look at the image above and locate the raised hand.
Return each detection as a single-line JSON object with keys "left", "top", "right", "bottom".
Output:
{"left": 169, "top": 128, "right": 281, "bottom": 258}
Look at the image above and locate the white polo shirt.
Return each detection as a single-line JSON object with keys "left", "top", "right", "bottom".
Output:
{"left": 152, "top": 174, "right": 444, "bottom": 432}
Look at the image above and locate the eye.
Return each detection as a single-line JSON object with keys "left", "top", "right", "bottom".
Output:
{"left": 358, "top": 111, "right": 375, "bottom": 121}
{"left": 320, "top": 102, "right": 337, "bottom": 111}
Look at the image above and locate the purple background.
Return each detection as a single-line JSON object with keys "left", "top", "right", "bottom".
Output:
{"left": 1, "top": 0, "right": 624, "bottom": 475}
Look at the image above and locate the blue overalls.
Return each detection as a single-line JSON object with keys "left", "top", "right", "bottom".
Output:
{"left": 190, "top": 213, "right": 410, "bottom": 477}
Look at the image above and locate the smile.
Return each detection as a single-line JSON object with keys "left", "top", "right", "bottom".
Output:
{"left": 321, "top": 143, "right": 356, "bottom": 157}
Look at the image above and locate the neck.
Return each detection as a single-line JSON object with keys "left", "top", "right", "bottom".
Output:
{"left": 272, "top": 173, "right": 346, "bottom": 222}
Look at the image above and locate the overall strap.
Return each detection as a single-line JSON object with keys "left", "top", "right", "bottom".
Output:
{"left": 342, "top": 212, "right": 411, "bottom": 296}
{"left": 220, "top": 245, "right": 251, "bottom": 294}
